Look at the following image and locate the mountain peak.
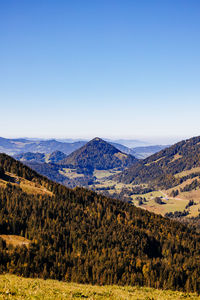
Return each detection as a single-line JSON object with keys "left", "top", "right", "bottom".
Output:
{"left": 92, "top": 137, "right": 102, "bottom": 141}
{"left": 60, "top": 138, "right": 137, "bottom": 170}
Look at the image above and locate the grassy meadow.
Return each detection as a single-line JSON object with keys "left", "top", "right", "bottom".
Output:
{"left": 0, "top": 274, "right": 200, "bottom": 299}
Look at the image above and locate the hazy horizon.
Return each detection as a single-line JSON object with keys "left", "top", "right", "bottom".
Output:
{"left": 0, "top": 133, "right": 191, "bottom": 146}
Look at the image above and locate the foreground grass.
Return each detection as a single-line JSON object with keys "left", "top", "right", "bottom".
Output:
{"left": 0, "top": 275, "right": 200, "bottom": 299}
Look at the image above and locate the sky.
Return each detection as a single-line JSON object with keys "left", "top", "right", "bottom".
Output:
{"left": 0, "top": 0, "right": 200, "bottom": 144}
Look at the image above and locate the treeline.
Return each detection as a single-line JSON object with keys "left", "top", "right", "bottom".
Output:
{"left": 0, "top": 154, "right": 200, "bottom": 292}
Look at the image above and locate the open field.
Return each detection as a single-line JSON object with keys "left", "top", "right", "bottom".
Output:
{"left": 59, "top": 168, "right": 121, "bottom": 180}
{"left": 131, "top": 190, "right": 189, "bottom": 216}
{"left": 136, "top": 196, "right": 189, "bottom": 216}
{"left": 0, "top": 274, "right": 200, "bottom": 299}
{"left": 93, "top": 169, "right": 121, "bottom": 179}
{"left": 93, "top": 175, "right": 200, "bottom": 217}
{"left": 93, "top": 181, "right": 194, "bottom": 217}
{"left": 59, "top": 168, "right": 85, "bottom": 178}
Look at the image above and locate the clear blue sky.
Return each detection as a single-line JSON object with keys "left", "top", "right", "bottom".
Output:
{"left": 1, "top": 0, "right": 200, "bottom": 143}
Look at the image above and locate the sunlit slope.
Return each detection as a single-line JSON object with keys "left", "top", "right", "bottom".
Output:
{"left": 115, "top": 135, "right": 200, "bottom": 188}
{"left": 0, "top": 274, "right": 200, "bottom": 300}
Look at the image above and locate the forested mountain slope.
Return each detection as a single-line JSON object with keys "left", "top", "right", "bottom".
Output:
{"left": 115, "top": 135, "right": 200, "bottom": 189}
{"left": 60, "top": 137, "right": 137, "bottom": 171}
{"left": 0, "top": 154, "right": 200, "bottom": 292}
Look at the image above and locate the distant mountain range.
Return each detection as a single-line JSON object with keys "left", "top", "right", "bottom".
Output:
{"left": 59, "top": 138, "right": 150, "bottom": 148}
{"left": 106, "top": 139, "right": 149, "bottom": 148}
{"left": 14, "top": 138, "right": 138, "bottom": 187}
{"left": 0, "top": 136, "right": 168, "bottom": 159}
{"left": 0, "top": 137, "right": 85, "bottom": 156}
{"left": 14, "top": 138, "right": 137, "bottom": 169}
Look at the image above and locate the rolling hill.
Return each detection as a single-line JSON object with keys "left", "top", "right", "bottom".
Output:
{"left": 0, "top": 153, "right": 200, "bottom": 292}
{"left": 15, "top": 150, "right": 67, "bottom": 164}
{"left": 1, "top": 274, "right": 200, "bottom": 299}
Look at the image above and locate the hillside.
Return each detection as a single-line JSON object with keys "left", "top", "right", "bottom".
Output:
{"left": 0, "top": 274, "right": 200, "bottom": 300}
{"left": 60, "top": 137, "right": 137, "bottom": 171}
{"left": 48, "top": 150, "right": 67, "bottom": 163}
{"left": 14, "top": 152, "right": 46, "bottom": 163}
{"left": 15, "top": 150, "right": 67, "bottom": 164}
{"left": 115, "top": 135, "right": 200, "bottom": 188}
{"left": 0, "top": 154, "right": 200, "bottom": 292}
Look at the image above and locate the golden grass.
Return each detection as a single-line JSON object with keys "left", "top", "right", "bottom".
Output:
{"left": 139, "top": 198, "right": 188, "bottom": 216}
{"left": 0, "top": 235, "right": 31, "bottom": 248}
{"left": 132, "top": 191, "right": 189, "bottom": 216}
{"left": 93, "top": 170, "right": 114, "bottom": 179}
{"left": 170, "top": 153, "right": 182, "bottom": 163}
{"left": 174, "top": 167, "right": 200, "bottom": 178}
{"left": 0, "top": 274, "right": 199, "bottom": 299}
{"left": 19, "top": 182, "right": 53, "bottom": 196}
{"left": 2, "top": 172, "right": 53, "bottom": 196}
{"left": 114, "top": 152, "right": 128, "bottom": 160}
{"left": 145, "top": 156, "right": 165, "bottom": 166}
